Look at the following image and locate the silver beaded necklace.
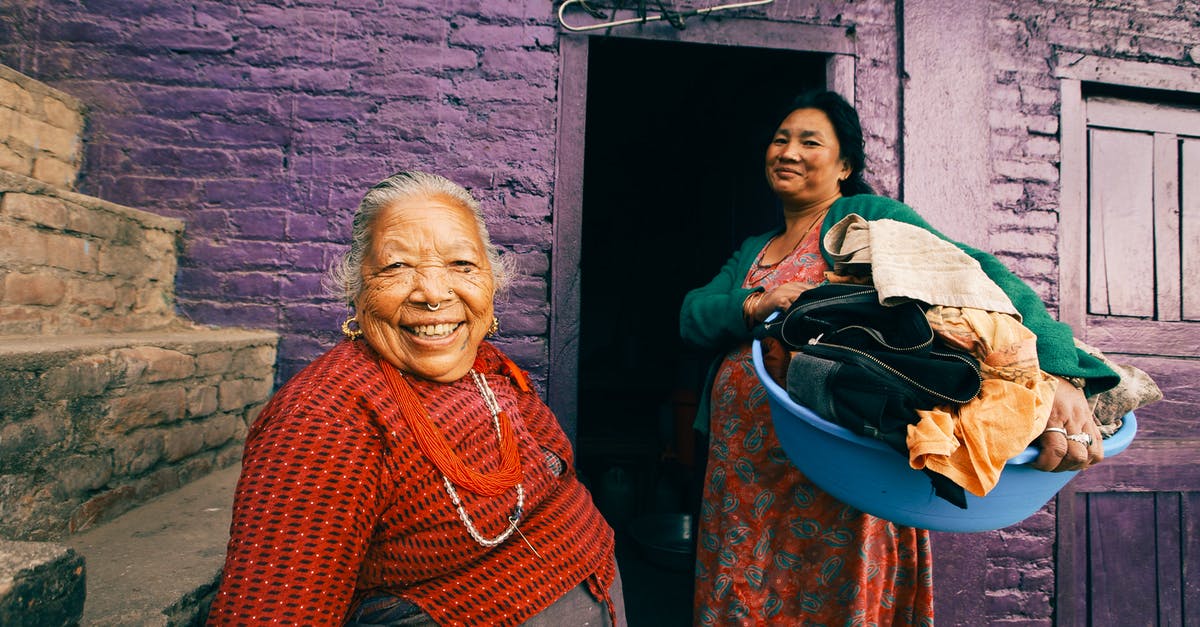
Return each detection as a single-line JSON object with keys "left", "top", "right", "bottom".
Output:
{"left": 440, "top": 371, "right": 539, "bottom": 556}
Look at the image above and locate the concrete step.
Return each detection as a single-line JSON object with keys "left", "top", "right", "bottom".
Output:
{"left": 0, "top": 539, "right": 85, "bottom": 626}
{"left": 67, "top": 463, "right": 238, "bottom": 626}
{"left": 0, "top": 326, "right": 276, "bottom": 542}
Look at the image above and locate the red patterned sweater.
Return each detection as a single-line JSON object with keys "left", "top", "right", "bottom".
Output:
{"left": 207, "top": 340, "right": 617, "bottom": 626}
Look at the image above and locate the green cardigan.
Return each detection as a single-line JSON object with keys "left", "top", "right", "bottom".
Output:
{"left": 679, "top": 194, "right": 1120, "bottom": 433}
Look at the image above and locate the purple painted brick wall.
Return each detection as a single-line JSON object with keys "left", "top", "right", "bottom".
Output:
{"left": 0, "top": 0, "right": 565, "bottom": 386}
{"left": 1, "top": 1, "right": 1196, "bottom": 625}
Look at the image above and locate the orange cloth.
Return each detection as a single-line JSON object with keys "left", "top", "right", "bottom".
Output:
{"left": 907, "top": 307, "right": 1058, "bottom": 496}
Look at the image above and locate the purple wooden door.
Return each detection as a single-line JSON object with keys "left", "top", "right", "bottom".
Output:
{"left": 1056, "top": 95, "right": 1200, "bottom": 626}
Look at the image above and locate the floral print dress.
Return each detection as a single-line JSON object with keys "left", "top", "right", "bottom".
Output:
{"left": 693, "top": 227, "right": 934, "bottom": 626}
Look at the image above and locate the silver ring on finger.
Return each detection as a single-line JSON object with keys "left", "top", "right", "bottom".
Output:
{"left": 1066, "top": 432, "right": 1093, "bottom": 446}
{"left": 1043, "top": 427, "right": 1068, "bottom": 437}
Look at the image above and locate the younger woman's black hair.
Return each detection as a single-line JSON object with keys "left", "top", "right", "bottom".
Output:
{"left": 782, "top": 90, "right": 874, "bottom": 197}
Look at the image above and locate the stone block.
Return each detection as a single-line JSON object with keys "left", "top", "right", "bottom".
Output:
{"left": 140, "top": 225, "right": 176, "bottom": 253}
{"left": 187, "top": 384, "right": 219, "bottom": 418}
{"left": 31, "top": 158, "right": 76, "bottom": 189}
{"left": 1, "top": 192, "right": 68, "bottom": 229}
{"left": 62, "top": 203, "right": 123, "bottom": 241}
{"left": 52, "top": 454, "right": 113, "bottom": 498}
{"left": 105, "top": 387, "right": 187, "bottom": 431}
{"left": 42, "top": 231, "right": 95, "bottom": 274}
{"left": 218, "top": 378, "right": 272, "bottom": 412}
{"left": 162, "top": 421, "right": 207, "bottom": 462}
{"left": 0, "top": 308, "right": 40, "bottom": 335}
{"left": 40, "top": 354, "right": 117, "bottom": 399}
{"left": 0, "top": 540, "right": 85, "bottom": 627}
{"left": 40, "top": 96, "right": 82, "bottom": 133}
{"left": 0, "top": 143, "right": 33, "bottom": 177}
{"left": 3, "top": 272, "right": 66, "bottom": 306}
{"left": 108, "top": 429, "right": 164, "bottom": 477}
{"left": 195, "top": 349, "right": 234, "bottom": 376}
{"left": 96, "top": 242, "right": 150, "bottom": 279}
{"left": 114, "top": 346, "right": 195, "bottom": 383}
{"left": 0, "top": 410, "right": 70, "bottom": 470}
{"left": 201, "top": 412, "right": 242, "bottom": 450}
{"left": 69, "top": 278, "right": 118, "bottom": 309}
{"left": 14, "top": 116, "right": 78, "bottom": 161}
{"left": 0, "top": 78, "right": 35, "bottom": 113}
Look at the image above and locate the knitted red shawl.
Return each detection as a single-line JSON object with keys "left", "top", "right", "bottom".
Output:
{"left": 208, "top": 340, "right": 617, "bottom": 626}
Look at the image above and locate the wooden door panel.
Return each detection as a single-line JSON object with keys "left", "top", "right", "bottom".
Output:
{"left": 1184, "top": 139, "right": 1200, "bottom": 321}
{"left": 1057, "top": 441, "right": 1200, "bottom": 626}
{"left": 1088, "top": 128, "right": 1156, "bottom": 318}
{"left": 1088, "top": 492, "right": 1158, "bottom": 625}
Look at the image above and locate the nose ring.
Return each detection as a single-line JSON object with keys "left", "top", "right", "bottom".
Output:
{"left": 426, "top": 302, "right": 441, "bottom": 311}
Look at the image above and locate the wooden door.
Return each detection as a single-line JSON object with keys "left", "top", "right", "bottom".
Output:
{"left": 1056, "top": 94, "right": 1200, "bottom": 626}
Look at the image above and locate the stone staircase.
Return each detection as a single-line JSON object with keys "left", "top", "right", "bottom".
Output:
{"left": 0, "top": 64, "right": 278, "bottom": 625}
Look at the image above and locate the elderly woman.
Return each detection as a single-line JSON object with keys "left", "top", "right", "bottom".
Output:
{"left": 208, "top": 171, "right": 624, "bottom": 626}
{"left": 680, "top": 90, "right": 1119, "bottom": 625}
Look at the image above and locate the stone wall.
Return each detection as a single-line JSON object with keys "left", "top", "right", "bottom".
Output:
{"left": 0, "top": 63, "right": 83, "bottom": 190}
{"left": 0, "top": 328, "right": 275, "bottom": 541}
{"left": 0, "top": 170, "right": 183, "bottom": 335}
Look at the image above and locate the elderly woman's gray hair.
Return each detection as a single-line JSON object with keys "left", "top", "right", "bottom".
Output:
{"left": 326, "top": 171, "right": 514, "bottom": 305}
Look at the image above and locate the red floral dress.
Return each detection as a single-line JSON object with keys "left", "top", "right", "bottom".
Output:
{"left": 693, "top": 227, "right": 934, "bottom": 626}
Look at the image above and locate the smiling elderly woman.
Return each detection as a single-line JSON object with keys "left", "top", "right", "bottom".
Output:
{"left": 208, "top": 171, "right": 625, "bottom": 626}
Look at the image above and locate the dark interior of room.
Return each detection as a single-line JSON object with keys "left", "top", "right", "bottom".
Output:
{"left": 573, "top": 35, "right": 825, "bottom": 625}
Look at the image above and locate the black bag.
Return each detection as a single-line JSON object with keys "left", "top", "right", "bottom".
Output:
{"left": 756, "top": 283, "right": 983, "bottom": 508}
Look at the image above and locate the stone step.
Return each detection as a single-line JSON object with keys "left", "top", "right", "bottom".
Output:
{"left": 0, "top": 539, "right": 85, "bottom": 627}
{"left": 0, "top": 169, "right": 186, "bottom": 336}
{"left": 67, "top": 463, "right": 239, "bottom": 626}
{"left": 0, "top": 326, "right": 276, "bottom": 542}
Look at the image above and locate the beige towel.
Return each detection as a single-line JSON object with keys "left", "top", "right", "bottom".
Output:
{"left": 1073, "top": 338, "right": 1163, "bottom": 436}
{"left": 823, "top": 214, "right": 1020, "bottom": 317}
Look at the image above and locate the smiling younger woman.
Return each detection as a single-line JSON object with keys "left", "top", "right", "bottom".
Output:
{"left": 209, "top": 172, "right": 625, "bottom": 626}
{"left": 680, "top": 91, "right": 1114, "bottom": 625}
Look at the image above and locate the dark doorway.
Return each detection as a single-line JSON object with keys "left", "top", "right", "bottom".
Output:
{"left": 573, "top": 36, "right": 825, "bottom": 625}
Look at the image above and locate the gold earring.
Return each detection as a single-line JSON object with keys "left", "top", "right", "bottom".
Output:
{"left": 487, "top": 316, "right": 499, "bottom": 337}
{"left": 341, "top": 315, "right": 363, "bottom": 340}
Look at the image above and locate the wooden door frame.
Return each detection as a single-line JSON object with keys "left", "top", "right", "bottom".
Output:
{"left": 1054, "top": 54, "right": 1200, "bottom": 625}
{"left": 549, "top": 19, "right": 856, "bottom": 441}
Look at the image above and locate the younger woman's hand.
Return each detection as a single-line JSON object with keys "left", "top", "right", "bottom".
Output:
{"left": 748, "top": 281, "right": 820, "bottom": 324}
{"left": 1033, "top": 377, "right": 1104, "bottom": 472}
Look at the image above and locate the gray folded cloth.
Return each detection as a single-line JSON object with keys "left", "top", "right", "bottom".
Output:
{"left": 823, "top": 213, "right": 1019, "bottom": 316}
{"left": 1074, "top": 338, "right": 1164, "bottom": 437}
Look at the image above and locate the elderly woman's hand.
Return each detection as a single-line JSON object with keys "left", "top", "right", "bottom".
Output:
{"left": 746, "top": 281, "right": 821, "bottom": 326}
{"left": 1032, "top": 377, "right": 1104, "bottom": 472}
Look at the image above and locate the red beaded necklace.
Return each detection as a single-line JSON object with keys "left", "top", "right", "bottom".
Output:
{"left": 379, "top": 356, "right": 524, "bottom": 497}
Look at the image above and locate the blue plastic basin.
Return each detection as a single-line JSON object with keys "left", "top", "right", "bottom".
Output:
{"left": 753, "top": 338, "right": 1137, "bottom": 532}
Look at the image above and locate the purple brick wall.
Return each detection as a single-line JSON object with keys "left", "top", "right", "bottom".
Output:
{"left": 0, "top": 0, "right": 566, "bottom": 386}
{"left": 1, "top": 1, "right": 1196, "bottom": 625}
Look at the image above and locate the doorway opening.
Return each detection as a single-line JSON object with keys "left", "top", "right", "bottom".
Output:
{"left": 573, "top": 35, "right": 825, "bottom": 624}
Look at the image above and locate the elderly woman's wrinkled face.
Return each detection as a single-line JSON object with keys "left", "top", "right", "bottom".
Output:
{"left": 355, "top": 196, "right": 495, "bottom": 382}
{"left": 765, "top": 108, "right": 850, "bottom": 208}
